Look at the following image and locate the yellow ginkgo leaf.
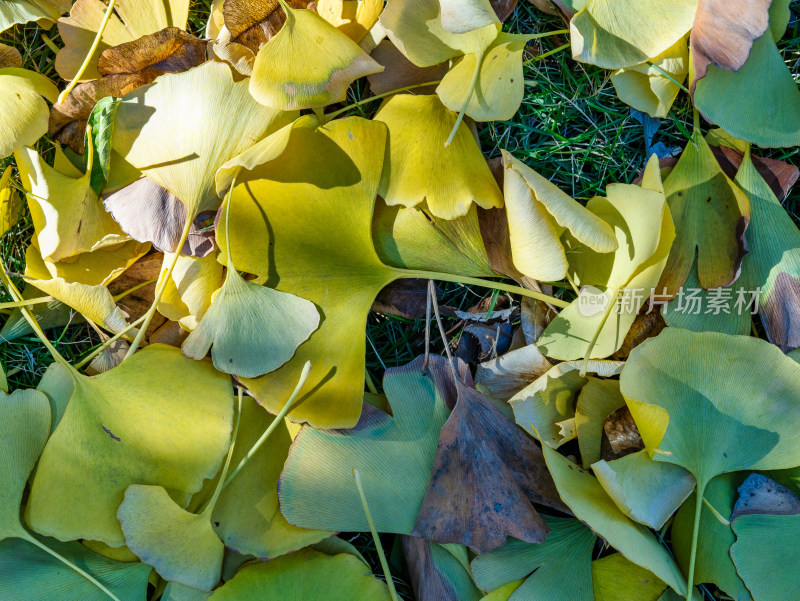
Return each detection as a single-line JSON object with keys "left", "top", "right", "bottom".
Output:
{"left": 438, "top": 0, "right": 499, "bottom": 34}
{"left": 15, "top": 146, "right": 129, "bottom": 263}
{"left": 249, "top": 2, "right": 383, "bottom": 110}
{"left": 501, "top": 151, "right": 617, "bottom": 282}
{"left": 0, "top": 0, "right": 70, "bottom": 34}
{"left": 317, "top": 0, "right": 383, "bottom": 43}
{"left": 571, "top": 0, "right": 698, "bottom": 69}
{"left": 157, "top": 252, "right": 224, "bottom": 331}
{"left": 375, "top": 94, "right": 503, "bottom": 219}
{"left": 0, "top": 166, "right": 22, "bottom": 237}
{"left": 0, "top": 68, "right": 58, "bottom": 158}
{"left": 611, "top": 38, "right": 689, "bottom": 118}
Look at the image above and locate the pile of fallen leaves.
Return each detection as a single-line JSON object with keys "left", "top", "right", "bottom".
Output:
{"left": 1, "top": 0, "right": 800, "bottom": 600}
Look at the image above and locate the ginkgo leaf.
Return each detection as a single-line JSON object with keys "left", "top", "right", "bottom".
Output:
{"left": 113, "top": 60, "right": 295, "bottom": 218}
{"left": 592, "top": 553, "right": 667, "bottom": 601}
{"left": 622, "top": 328, "right": 800, "bottom": 595}
{"left": 248, "top": 2, "right": 382, "bottom": 110}
{"left": 439, "top": 0, "right": 499, "bottom": 34}
{"left": 207, "top": 548, "right": 391, "bottom": 600}
{"left": 593, "top": 450, "right": 695, "bottom": 530}
{"left": 55, "top": 0, "right": 190, "bottom": 82}
{"left": 570, "top": 0, "right": 697, "bottom": 69}
{"left": 0, "top": 0, "right": 70, "bottom": 34}
{"left": 411, "top": 379, "right": 563, "bottom": 553}
{"left": 574, "top": 377, "right": 625, "bottom": 467}
{"left": 212, "top": 394, "right": 330, "bottom": 559}
{"left": 0, "top": 68, "right": 58, "bottom": 158}
{"left": 694, "top": 29, "right": 800, "bottom": 147}
{"left": 15, "top": 146, "right": 129, "bottom": 262}
{"left": 182, "top": 256, "right": 320, "bottom": 378}
{"left": 475, "top": 344, "right": 552, "bottom": 403}
{"left": 0, "top": 536, "right": 152, "bottom": 601}
{"left": 375, "top": 94, "right": 504, "bottom": 220}
{"left": 538, "top": 175, "right": 675, "bottom": 360}
{"left": 403, "top": 537, "right": 483, "bottom": 601}
{"left": 731, "top": 473, "right": 800, "bottom": 519}
{"left": 157, "top": 252, "right": 224, "bottom": 331}
{"left": 279, "top": 356, "right": 460, "bottom": 533}
{"left": 657, "top": 119, "right": 749, "bottom": 296}
{"left": 0, "top": 43, "right": 21, "bottom": 68}
{"left": 470, "top": 516, "right": 595, "bottom": 601}
{"left": 611, "top": 38, "right": 689, "bottom": 118}
{"left": 510, "top": 360, "right": 624, "bottom": 448}
{"left": 317, "top": 0, "right": 384, "bottom": 43}
{"left": 118, "top": 485, "right": 224, "bottom": 591}
{"left": 0, "top": 166, "right": 22, "bottom": 236}
{"left": 0, "top": 388, "right": 51, "bottom": 541}
{"left": 221, "top": 0, "right": 314, "bottom": 53}
{"left": 671, "top": 473, "right": 752, "bottom": 600}
{"left": 26, "top": 345, "right": 233, "bottom": 547}
{"left": 539, "top": 444, "right": 691, "bottom": 598}
{"left": 24, "top": 239, "right": 147, "bottom": 333}
{"left": 501, "top": 151, "right": 617, "bottom": 281}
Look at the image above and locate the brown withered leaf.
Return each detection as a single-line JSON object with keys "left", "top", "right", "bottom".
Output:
{"left": 372, "top": 278, "right": 440, "bottom": 319}
{"left": 367, "top": 40, "right": 448, "bottom": 95}
{"left": 85, "top": 338, "right": 129, "bottom": 375}
{"left": 711, "top": 145, "right": 800, "bottom": 202}
{"left": 49, "top": 28, "right": 207, "bottom": 153}
{"left": 475, "top": 344, "right": 552, "bottom": 402}
{"left": 149, "top": 319, "right": 190, "bottom": 347}
{"left": 611, "top": 310, "right": 667, "bottom": 360}
{"left": 222, "top": 0, "right": 312, "bottom": 53}
{"left": 527, "top": 0, "right": 557, "bottom": 15}
{"left": 491, "top": 0, "right": 518, "bottom": 22}
{"left": 0, "top": 43, "right": 22, "bottom": 68}
{"left": 689, "top": 0, "right": 772, "bottom": 93}
{"left": 402, "top": 536, "right": 478, "bottom": 601}
{"left": 731, "top": 473, "right": 800, "bottom": 520}
{"left": 107, "top": 252, "right": 164, "bottom": 336}
{"left": 411, "top": 379, "right": 566, "bottom": 554}
{"left": 601, "top": 405, "right": 644, "bottom": 461}
{"left": 103, "top": 178, "right": 216, "bottom": 257}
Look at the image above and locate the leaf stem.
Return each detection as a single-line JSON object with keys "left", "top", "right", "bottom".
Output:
{"left": 523, "top": 42, "right": 571, "bottom": 65}
{"left": 702, "top": 496, "right": 730, "bottom": 526}
{"left": 57, "top": 0, "right": 117, "bottom": 105}
{"left": 22, "top": 533, "right": 122, "bottom": 601}
{"left": 353, "top": 468, "right": 400, "bottom": 601}
{"left": 0, "top": 296, "right": 53, "bottom": 309}
{"left": 199, "top": 387, "right": 243, "bottom": 516}
{"left": 123, "top": 215, "right": 194, "bottom": 359}
{"left": 444, "top": 48, "right": 486, "bottom": 147}
{"left": 220, "top": 361, "right": 312, "bottom": 490}
{"left": 406, "top": 269, "right": 570, "bottom": 308}
{"left": 686, "top": 481, "right": 706, "bottom": 601}
{"left": 326, "top": 81, "right": 443, "bottom": 120}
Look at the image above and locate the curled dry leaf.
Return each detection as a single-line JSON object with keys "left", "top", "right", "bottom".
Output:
{"left": 603, "top": 405, "right": 644, "bottom": 459}
{"left": 222, "top": 0, "right": 312, "bottom": 53}
{"left": 50, "top": 27, "right": 208, "bottom": 154}
{"left": 689, "top": 0, "right": 771, "bottom": 93}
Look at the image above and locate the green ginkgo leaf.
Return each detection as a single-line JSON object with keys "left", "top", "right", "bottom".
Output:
{"left": 249, "top": 2, "right": 382, "bottom": 110}
{"left": 621, "top": 328, "right": 800, "bottom": 595}
{"left": 593, "top": 450, "right": 695, "bottom": 530}
{"left": 0, "top": 388, "right": 51, "bottom": 541}
{"left": 592, "top": 553, "right": 667, "bottom": 601}
{"left": 403, "top": 537, "right": 484, "bottom": 601}
{"left": 470, "top": 516, "right": 595, "bottom": 601}
{"left": 574, "top": 377, "right": 626, "bottom": 467}
{"left": 539, "top": 444, "right": 690, "bottom": 598}
{"left": 694, "top": 29, "right": 800, "bottom": 147}
{"left": 0, "top": 536, "right": 152, "bottom": 601}
{"left": 0, "top": 68, "right": 58, "bottom": 158}
{"left": 671, "top": 473, "right": 751, "bottom": 600}
{"left": 208, "top": 548, "right": 391, "bottom": 600}
{"left": 375, "top": 94, "right": 504, "bottom": 220}
{"left": 657, "top": 116, "right": 750, "bottom": 296}
{"left": 538, "top": 171, "right": 675, "bottom": 360}
{"left": 26, "top": 345, "right": 234, "bottom": 547}
{"left": 570, "top": 0, "right": 697, "bottom": 69}
{"left": 113, "top": 60, "right": 295, "bottom": 219}
{"left": 501, "top": 151, "right": 617, "bottom": 282}
{"left": 15, "top": 145, "right": 129, "bottom": 262}
{"left": 278, "top": 355, "right": 454, "bottom": 534}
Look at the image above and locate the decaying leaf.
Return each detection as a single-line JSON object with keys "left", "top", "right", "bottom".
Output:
{"left": 603, "top": 405, "right": 645, "bottom": 458}
{"left": 411, "top": 379, "right": 564, "bottom": 553}
{"left": 50, "top": 27, "right": 208, "bottom": 154}
{"left": 475, "top": 344, "right": 552, "bottom": 402}
{"left": 367, "top": 39, "right": 448, "bottom": 95}
{"left": 0, "top": 43, "right": 22, "bottom": 68}
{"left": 55, "top": 0, "right": 191, "bottom": 82}
{"left": 222, "top": 0, "right": 312, "bottom": 53}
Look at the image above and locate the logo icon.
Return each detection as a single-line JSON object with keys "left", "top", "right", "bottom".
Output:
{"left": 577, "top": 285, "right": 609, "bottom": 317}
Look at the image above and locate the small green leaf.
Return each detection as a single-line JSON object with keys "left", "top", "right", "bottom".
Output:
{"left": 85, "top": 96, "right": 121, "bottom": 196}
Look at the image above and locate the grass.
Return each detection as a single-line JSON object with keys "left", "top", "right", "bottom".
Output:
{"left": 2, "top": 1, "right": 800, "bottom": 599}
